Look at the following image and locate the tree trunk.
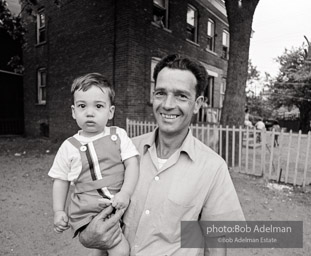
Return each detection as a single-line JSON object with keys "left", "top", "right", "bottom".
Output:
{"left": 299, "top": 105, "right": 311, "bottom": 133}
{"left": 221, "top": 0, "right": 260, "bottom": 127}
{"left": 220, "top": 0, "right": 260, "bottom": 165}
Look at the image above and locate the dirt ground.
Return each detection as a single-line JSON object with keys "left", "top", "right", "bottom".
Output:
{"left": 1, "top": 137, "right": 311, "bottom": 256}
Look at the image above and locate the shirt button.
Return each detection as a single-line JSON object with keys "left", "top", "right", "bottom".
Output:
{"left": 145, "top": 210, "right": 150, "bottom": 215}
{"left": 154, "top": 176, "right": 159, "bottom": 181}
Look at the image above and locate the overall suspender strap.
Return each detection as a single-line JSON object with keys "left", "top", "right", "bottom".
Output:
{"left": 85, "top": 142, "right": 110, "bottom": 199}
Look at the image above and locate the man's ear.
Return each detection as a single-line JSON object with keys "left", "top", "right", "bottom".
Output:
{"left": 71, "top": 105, "right": 76, "bottom": 120}
{"left": 108, "top": 105, "right": 115, "bottom": 120}
{"left": 193, "top": 96, "right": 204, "bottom": 114}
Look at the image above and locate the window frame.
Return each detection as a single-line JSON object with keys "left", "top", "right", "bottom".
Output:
{"left": 207, "top": 18, "right": 215, "bottom": 52}
{"left": 37, "top": 68, "right": 47, "bottom": 105}
{"left": 207, "top": 76, "right": 215, "bottom": 108}
{"left": 186, "top": 4, "right": 198, "bottom": 43}
{"left": 152, "top": 0, "right": 169, "bottom": 29}
{"left": 222, "top": 29, "right": 230, "bottom": 59}
{"left": 220, "top": 78, "right": 226, "bottom": 108}
{"left": 36, "top": 9, "right": 46, "bottom": 44}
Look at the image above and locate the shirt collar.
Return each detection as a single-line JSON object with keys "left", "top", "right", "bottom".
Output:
{"left": 142, "top": 127, "right": 196, "bottom": 161}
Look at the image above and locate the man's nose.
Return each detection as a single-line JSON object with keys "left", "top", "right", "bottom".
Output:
{"left": 162, "top": 94, "right": 176, "bottom": 109}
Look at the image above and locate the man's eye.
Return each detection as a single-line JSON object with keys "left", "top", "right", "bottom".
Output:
{"left": 154, "top": 91, "right": 165, "bottom": 96}
{"left": 177, "top": 94, "right": 188, "bottom": 100}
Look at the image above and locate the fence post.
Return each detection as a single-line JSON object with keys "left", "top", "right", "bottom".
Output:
{"left": 239, "top": 126, "right": 242, "bottom": 172}
{"left": 219, "top": 125, "right": 223, "bottom": 156}
{"left": 225, "top": 125, "right": 229, "bottom": 163}
{"left": 268, "top": 129, "right": 275, "bottom": 180}
{"left": 252, "top": 128, "right": 256, "bottom": 174}
{"left": 303, "top": 131, "right": 311, "bottom": 187}
{"left": 276, "top": 129, "right": 284, "bottom": 182}
{"left": 285, "top": 130, "right": 293, "bottom": 184}
{"left": 201, "top": 123, "right": 205, "bottom": 144}
{"left": 261, "top": 128, "right": 266, "bottom": 176}
{"left": 245, "top": 127, "right": 249, "bottom": 173}
{"left": 232, "top": 126, "right": 235, "bottom": 168}
{"left": 293, "top": 130, "right": 302, "bottom": 186}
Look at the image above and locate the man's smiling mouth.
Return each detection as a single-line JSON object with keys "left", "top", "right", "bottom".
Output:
{"left": 161, "top": 113, "right": 179, "bottom": 119}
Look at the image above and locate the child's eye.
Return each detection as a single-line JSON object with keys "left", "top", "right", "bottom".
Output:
{"left": 96, "top": 104, "right": 104, "bottom": 108}
{"left": 78, "top": 104, "right": 86, "bottom": 108}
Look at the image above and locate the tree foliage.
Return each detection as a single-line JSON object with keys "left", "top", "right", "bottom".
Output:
{"left": 269, "top": 45, "right": 311, "bottom": 132}
{"left": 0, "top": 0, "right": 26, "bottom": 72}
{"left": 0, "top": 0, "right": 25, "bottom": 42}
{"left": 247, "top": 59, "right": 260, "bottom": 81}
{"left": 246, "top": 60, "right": 274, "bottom": 119}
{"left": 220, "top": 0, "right": 260, "bottom": 127}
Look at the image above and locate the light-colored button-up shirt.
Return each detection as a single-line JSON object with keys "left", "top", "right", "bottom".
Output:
{"left": 123, "top": 129, "right": 244, "bottom": 256}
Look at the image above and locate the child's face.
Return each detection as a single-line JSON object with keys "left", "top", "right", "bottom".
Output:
{"left": 71, "top": 86, "right": 115, "bottom": 137}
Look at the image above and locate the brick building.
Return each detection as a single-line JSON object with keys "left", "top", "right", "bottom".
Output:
{"left": 23, "top": 0, "right": 229, "bottom": 140}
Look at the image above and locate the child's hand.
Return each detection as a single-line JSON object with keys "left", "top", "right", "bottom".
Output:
{"left": 54, "top": 210, "right": 69, "bottom": 233}
{"left": 111, "top": 191, "right": 130, "bottom": 210}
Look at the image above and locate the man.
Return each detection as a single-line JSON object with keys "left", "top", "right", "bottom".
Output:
{"left": 79, "top": 54, "right": 245, "bottom": 255}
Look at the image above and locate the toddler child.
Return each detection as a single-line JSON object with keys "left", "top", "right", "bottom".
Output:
{"left": 48, "top": 73, "right": 139, "bottom": 256}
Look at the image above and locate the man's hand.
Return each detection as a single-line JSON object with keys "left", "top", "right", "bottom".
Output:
{"left": 79, "top": 205, "right": 123, "bottom": 250}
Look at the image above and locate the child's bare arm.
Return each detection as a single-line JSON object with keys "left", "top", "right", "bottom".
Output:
{"left": 112, "top": 156, "right": 139, "bottom": 209}
{"left": 53, "top": 179, "right": 70, "bottom": 233}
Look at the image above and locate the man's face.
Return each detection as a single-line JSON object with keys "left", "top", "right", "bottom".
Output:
{"left": 153, "top": 67, "right": 203, "bottom": 137}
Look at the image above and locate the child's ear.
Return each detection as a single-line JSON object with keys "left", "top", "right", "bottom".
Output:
{"left": 108, "top": 105, "right": 115, "bottom": 120}
{"left": 71, "top": 105, "right": 76, "bottom": 120}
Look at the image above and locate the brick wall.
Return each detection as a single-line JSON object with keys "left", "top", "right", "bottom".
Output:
{"left": 23, "top": 0, "right": 228, "bottom": 140}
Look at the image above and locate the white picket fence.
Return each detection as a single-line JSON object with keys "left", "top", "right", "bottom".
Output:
{"left": 126, "top": 119, "right": 311, "bottom": 187}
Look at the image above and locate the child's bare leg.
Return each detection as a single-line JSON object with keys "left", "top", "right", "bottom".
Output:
{"left": 107, "top": 233, "right": 129, "bottom": 256}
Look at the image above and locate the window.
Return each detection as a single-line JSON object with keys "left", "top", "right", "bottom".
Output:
{"left": 222, "top": 30, "right": 229, "bottom": 59}
{"left": 207, "top": 76, "right": 215, "bottom": 107}
{"left": 203, "top": 76, "right": 214, "bottom": 108}
{"left": 153, "top": 0, "right": 169, "bottom": 28}
{"left": 186, "top": 5, "right": 198, "bottom": 43}
{"left": 150, "top": 57, "right": 160, "bottom": 103}
{"left": 36, "top": 9, "right": 46, "bottom": 44}
{"left": 37, "top": 69, "right": 46, "bottom": 104}
{"left": 207, "top": 19, "right": 215, "bottom": 51}
{"left": 220, "top": 78, "right": 226, "bottom": 107}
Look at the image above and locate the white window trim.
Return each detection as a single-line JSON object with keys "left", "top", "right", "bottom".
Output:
{"left": 37, "top": 68, "right": 46, "bottom": 105}
{"left": 36, "top": 10, "right": 46, "bottom": 44}
{"left": 220, "top": 78, "right": 226, "bottom": 108}
{"left": 153, "top": 0, "right": 169, "bottom": 29}
{"left": 207, "top": 19, "right": 215, "bottom": 52}
{"left": 187, "top": 4, "right": 198, "bottom": 43}
{"left": 222, "top": 29, "right": 230, "bottom": 59}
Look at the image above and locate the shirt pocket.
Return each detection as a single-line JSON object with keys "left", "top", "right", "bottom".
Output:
{"left": 155, "top": 199, "right": 198, "bottom": 243}
{"left": 167, "top": 176, "right": 201, "bottom": 207}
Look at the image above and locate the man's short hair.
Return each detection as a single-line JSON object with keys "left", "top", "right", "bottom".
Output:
{"left": 71, "top": 73, "right": 115, "bottom": 105}
{"left": 153, "top": 54, "right": 208, "bottom": 98}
